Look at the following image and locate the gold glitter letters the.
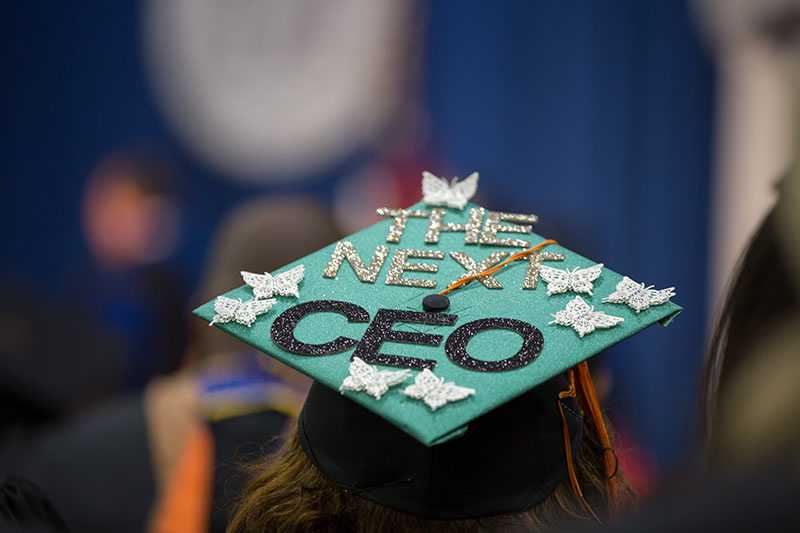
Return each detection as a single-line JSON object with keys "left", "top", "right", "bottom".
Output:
{"left": 479, "top": 211, "right": 539, "bottom": 247}
{"left": 385, "top": 249, "right": 446, "bottom": 288}
{"left": 376, "top": 208, "right": 430, "bottom": 243}
{"left": 522, "top": 252, "right": 565, "bottom": 289}
{"left": 322, "top": 241, "right": 390, "bottom": 283}
{"left": 425, "top": 207, "right": 484, "bottom": 245}
{"left": 449, "top": 251, "right": 510, "bottom": 289}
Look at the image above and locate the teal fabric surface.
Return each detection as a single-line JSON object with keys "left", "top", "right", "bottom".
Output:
{"left": 194, "top": 202, "right": 681, "bottom": 446}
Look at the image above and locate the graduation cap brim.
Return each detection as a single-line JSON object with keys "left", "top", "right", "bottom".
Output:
{"left": 193, "top": 201, "right": 681, "bottom": 447}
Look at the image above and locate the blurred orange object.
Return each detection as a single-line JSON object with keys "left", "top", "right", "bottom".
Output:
{"left": 149, "top": 425, "right": 214, "bottom": 533}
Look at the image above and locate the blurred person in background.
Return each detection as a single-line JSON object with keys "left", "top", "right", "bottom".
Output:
{"left": 702, "top": 172, "right": 800, "bottom": 472}
{"left": 0, "top": 280, "right": 124, "bottom": 427}
{"left": 148, "top": 194, "right": 342, "bottom": 532}
{"left": 0, "top": 194, "right": 341, "bottom": 532}
{"left": 71, "top": 151, "right": 187, "bottom": 390}
{"left": 695, "top": 167, "right": 800, "bottom": 531}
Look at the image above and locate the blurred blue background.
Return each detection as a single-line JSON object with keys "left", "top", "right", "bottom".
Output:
{"left": 0, "top": 0, "right": 713, "bottom": 482}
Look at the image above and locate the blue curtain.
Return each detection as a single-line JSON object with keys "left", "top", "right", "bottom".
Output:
{"left": 1, "top": 0, "right": 713, "bottom": 469}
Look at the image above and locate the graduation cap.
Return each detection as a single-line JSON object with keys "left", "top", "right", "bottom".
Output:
{"left": 194, "top": 172, "right": 680, "bottom": 520}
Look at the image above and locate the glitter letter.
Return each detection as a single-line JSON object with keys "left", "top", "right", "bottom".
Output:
{"left": 444, "top": 318, "right": 543, "bottom": 372}
{"left": 376, "top": 208, "right": 430, "bottom": 243}
{"left": 271, "top": 300, "right": 370, "bottom": 355}
{"left": 479, "top": 211, "right": 538, "bottom": 247}
{"left": 353, "top": 309, "right": 458, "bottom": 369}
{"left": 322, "top": 241, "right": 390, "bottom": 283}
{"left": 385, "top": 249, "right": 445, "bottom": 289}
{"left": 424, "top": 208, "right": 484, "bottom": 244}
{"left": 522, "top": 252, "right": 565, "bottom": 290}
{"left": 449, "top": 251, "right": 510, "bottom": 289}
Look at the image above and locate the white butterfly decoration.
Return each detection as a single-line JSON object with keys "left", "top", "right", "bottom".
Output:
{"left": 540, "top": 263, "right": 604, "bottom": 296}
{"left": 241, "top": 264, "right": 305, "bottom": 299}
{"left": 339, "top": 357, "right": 412, "bottom": 400}
{"left": 421, "top": 171, "right": 479, "bottom": 210}
{"left": 602, "top": 276, "right": 675, "bottom": 313}
{"left": 549, "top": 296, "right": 624, "bottom": 338}
{"left": 402, "top": 369, "right": 475, "bottom": 411}
{"left": 208, "top": 296, "right": 276, "bottom": 327}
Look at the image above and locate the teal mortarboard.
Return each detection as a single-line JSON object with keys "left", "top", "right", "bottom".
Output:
{"left": 193, "top": 172, "right": 680, "bottom": 518}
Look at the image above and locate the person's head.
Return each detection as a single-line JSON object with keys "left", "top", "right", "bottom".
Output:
{"left": 228, "top": 375, "right": 629, "bottom": 533}
{"left": 190, "top": 194, "right": 342, "bottom": 362}
{"left": 82, "top": 152, "right": 181, "bottom": 271}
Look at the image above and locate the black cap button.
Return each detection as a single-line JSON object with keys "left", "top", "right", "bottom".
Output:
{"left": 422, "top": 294, "right": 450, "bottom": 312}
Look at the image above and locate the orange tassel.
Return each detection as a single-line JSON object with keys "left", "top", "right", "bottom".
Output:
{"left": 575, "top": 360, "right": 619, "bottom": 521}
{"left": 439, "top": 239, "right": 559, "bottom": 295}
{"left": 558, "top": 369, "right": 602, "bottom": 524}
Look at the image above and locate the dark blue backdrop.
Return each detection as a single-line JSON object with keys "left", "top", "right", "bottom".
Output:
{"left": 1, "top": 1, "right": 713, "bottom": 472}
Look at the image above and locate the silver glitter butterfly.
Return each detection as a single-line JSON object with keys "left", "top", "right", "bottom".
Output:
{"left": 208, "top": 296, "right": 276, "bottom": 327}
{"left": 549, "top": 296, "right": 624, "bottom": 338}
{"left": 402, "top": 369, "right": 475, "bottom": 411}
{"left": 540, "top": 263, "right": 604, "bottom": 296}
{"left": 421, "top": 171, "right": 479, "bottom": 210}
{"left": 339, "top": 357, "right": 411, "bottom": 400}
{"left": 241, "top": 264, "right": 305, "bottom": 299}
{"left": 602, "top": 276, "right": 675, "bottom": 313}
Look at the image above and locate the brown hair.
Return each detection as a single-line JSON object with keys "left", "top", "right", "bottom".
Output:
{"left": 228, "top": 419, "right": 631, "bottom": 533}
